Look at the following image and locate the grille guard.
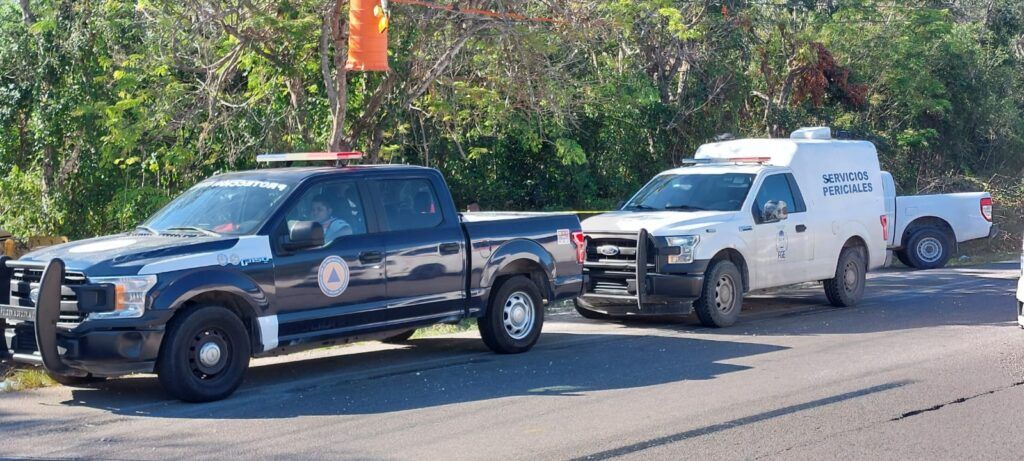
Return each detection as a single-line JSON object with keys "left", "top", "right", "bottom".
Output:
{"left": 0, "top": 258, "right": 74, "bottom": 374}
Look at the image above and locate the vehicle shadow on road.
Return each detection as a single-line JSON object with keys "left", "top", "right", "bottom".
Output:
{"left": 58, "top": 333, "right": 786, "bottom": 419}
{"left": 607, "top": 262, "right": 1018, "bottom": 337}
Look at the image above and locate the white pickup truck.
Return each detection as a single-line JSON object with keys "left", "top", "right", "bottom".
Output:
{"left": 882, "top": 173, "right": 993, "bottom": 269}
{"left": 576, "top": 127, "right": 992, "bottom": 327}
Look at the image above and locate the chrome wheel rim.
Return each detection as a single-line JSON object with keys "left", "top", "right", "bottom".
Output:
{"left": 715, "top": 274, "right": 737, "bottom": 313}
{"left": 916, "top": 237, "right": 943, "bottom": 263}
{"left": 503, "top": 291, "right": 536, "bottom": 340}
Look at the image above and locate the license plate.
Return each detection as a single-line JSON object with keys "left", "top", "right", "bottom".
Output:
{"left": 0, "top": 305, "right": 34, "bottom": 321}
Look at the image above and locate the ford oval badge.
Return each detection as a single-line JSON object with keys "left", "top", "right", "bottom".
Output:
{"left": 597, "top": 245, "right": 620, "bottom": 256}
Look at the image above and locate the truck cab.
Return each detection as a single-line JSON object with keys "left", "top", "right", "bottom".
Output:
{"left": 577, "top": 127, "right": 888, "bottom": 327}
{"left": 1, "top": 153, "right": 585, "bottom": 402}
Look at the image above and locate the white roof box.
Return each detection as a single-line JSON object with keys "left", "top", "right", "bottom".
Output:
{"left": 790, "top": 126, "right": 832, "bottom": 140}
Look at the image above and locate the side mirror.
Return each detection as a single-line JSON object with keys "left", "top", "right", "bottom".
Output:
{"left": 761, "top": 200, "right": 789, "bottom": 223}
{"left": 615, "top": 200, "right": 626, "bottom": 210}
{"left": 283, "top": 221, "right": 325, "bottom": 250}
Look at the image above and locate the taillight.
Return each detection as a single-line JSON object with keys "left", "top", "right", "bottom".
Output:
{"left": 981, "top": 197, "right": 993, "bottom": 222}
{"left": 571, "top": 231, "right": 586, "bottom": 264}
{"left": 880, "top": 215, "right": 889, "bottom": 241}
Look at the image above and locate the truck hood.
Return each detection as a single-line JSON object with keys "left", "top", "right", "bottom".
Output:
{"left": 582, "top": 210, "right": 738, "bottom": 236}
{"left": 16, "top": 233, "right": 239, "bottom": 276}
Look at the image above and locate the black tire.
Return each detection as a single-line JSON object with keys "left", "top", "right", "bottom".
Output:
{"left": 381, "top": 329, "right": 416, "bottom": 343}
{"left": 47, "top": 372, "right": 106, "bottom": 387}
{"left": 904, "top": 226, "right": 953, "bottom": 269}
{"left": 693, "top": 260, "right": 743, "bottom": 328}
{"left": 573, "top": 298, "right": 616, "bottom": 321}
{"left": 478, "top": 275, "right": 544, "bottom": 354}
{"left": 894, "top": 249, "right": 913, "bottom": 268}
{"left": 824, "top": 246, "right": 867, "bottom": 307}
{"left": 156, "top": 305, "right": 251, "bottom": 403}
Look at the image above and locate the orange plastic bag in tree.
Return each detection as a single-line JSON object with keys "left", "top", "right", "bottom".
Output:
{"left": 346, "top": 0, "right": 389, "bottom": 71}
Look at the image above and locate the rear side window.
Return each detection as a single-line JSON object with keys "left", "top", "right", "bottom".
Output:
{"left": 379, "top": 179, "right": 444, "bottom": 231}
{"left": 753, "top": 174, "right": 805, "bottom": 219}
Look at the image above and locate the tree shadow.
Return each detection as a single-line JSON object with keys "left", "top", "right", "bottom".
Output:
{"left": 58, "top": 333, "right": 786, "bottom": 419}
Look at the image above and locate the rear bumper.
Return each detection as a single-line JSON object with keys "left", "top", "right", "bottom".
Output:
{"left": 0, "top": 258, "right": 165, "bottom": 377}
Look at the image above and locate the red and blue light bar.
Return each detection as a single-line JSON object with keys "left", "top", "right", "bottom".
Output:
{"left": 256, "top": 152, "right": 364, "bottom": 163}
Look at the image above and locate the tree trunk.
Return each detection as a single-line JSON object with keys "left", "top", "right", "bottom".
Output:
{"left": 321, "top": 0, "right": 350, "bottom": 152}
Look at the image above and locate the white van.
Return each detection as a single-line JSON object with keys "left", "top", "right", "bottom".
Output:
{"left": 577, "top": 127, "right": 889, "bottom": 327}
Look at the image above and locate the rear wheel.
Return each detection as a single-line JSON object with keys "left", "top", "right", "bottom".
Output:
{"left": 156, "top": 305, "right": 251, "bottom": 403}
{"left": 904, "top": 226, "right": 952, "bottom": 269}
{"left": 693, "top": 260, "right": 743, "bottom": 328}
{"left": 824, "top": 246, "right": 867, "bottom": 307}
{"left": 478, "top": 276, "right": 544, "bottom": 354}
{"left": 894, "top": 249, "right": 913, "bottom": 268}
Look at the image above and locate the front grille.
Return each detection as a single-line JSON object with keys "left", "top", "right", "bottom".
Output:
{"left": 9, "top": 267, "right": 88, "bottom": 326}
{"left": 585, "top": 235, "right": 655, "bottom": 267}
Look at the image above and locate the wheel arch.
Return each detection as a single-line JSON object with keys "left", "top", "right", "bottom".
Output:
{"left": 900, "top": 216, "right": 956, "bottom": 248}
{"left": 710, "top": 248, "right": 750, "bottom": 293}
{"left": 152, "top": 270, "right": 270, "bottom": 354}
{"left": 480, "top": 239, "right": 556, "bottom": 304}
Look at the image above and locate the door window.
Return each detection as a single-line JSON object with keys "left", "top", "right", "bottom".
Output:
{"left": 753, "top": 174, "right": 803, "bottom": 222}
{"left": 284, "top": 180, "right": 368, "bottom": 244}
{"left": 379, "top": 179, "right": 444, "bottom": 231}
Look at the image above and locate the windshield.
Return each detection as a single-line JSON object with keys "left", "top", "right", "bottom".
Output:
{"left": 624, "top": 172, "right": 755, "bottom": 212}
{"left": 144, "top": 178, "right": 292, "bottom": 235}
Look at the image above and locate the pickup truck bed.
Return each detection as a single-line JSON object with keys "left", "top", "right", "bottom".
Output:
{"left": 882, "top": 172, "right": 993, "bottom": 269}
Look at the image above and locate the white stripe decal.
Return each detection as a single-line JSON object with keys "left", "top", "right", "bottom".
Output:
{"left": 137, "top": 236, "right": 273, "bottom": 275}
{"left": 258, "top": 315, "right": 279, "bottom": 352}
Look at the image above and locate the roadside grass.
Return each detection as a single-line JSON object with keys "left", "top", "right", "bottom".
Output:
{"left": 0, "top": 362, "right": 56, "bottom": 393}
{"left": 410, "top": 319, "right": 476, "bottom": 339}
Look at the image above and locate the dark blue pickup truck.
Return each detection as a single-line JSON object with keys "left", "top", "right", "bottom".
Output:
{"left": 0, "top": 155, "right": 585, "bottom": 401}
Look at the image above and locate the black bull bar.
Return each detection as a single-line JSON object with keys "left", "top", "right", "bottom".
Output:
{"left": 1, "top": 257, "right": 75, "bottom": 375}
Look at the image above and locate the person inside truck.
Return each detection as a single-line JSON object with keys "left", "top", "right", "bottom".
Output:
{"left": 310, "top": 195, "right": 354, "bottom": 242}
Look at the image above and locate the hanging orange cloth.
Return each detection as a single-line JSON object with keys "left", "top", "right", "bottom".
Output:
{"left": 345, "top": 0, "right": 389, "bottom": 71}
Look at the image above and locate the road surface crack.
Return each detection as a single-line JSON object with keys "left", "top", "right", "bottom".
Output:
{"left": 890, "top": 379, "right": 1024, "bottom": 421}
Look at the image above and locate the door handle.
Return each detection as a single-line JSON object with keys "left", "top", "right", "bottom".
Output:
{"left": 796, "top": 224, "right": 807, "bottom": 233}
{"left": 438, "top": 242, "right": 461, "bottom": 255}
{"left": 358, "top": 251, "right": 384, "bottom": 264}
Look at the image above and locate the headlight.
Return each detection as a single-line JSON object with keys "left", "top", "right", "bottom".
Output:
{"left": 86, "top": 275, "right": 157, "bottom": 320}
{"left": 666, "top": 235, "right": 700, "bottom": 264}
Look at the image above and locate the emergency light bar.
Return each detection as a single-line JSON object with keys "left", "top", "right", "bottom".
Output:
{"left": 256, "top": 152, "right": 364, "bottom": 163}
{"left": 682, "top": 157, "right": 772, "bottom": 165}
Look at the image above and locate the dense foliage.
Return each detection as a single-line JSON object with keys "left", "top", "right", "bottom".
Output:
{"left": 1, "top": 0, "right": 1022, "bottom": 239}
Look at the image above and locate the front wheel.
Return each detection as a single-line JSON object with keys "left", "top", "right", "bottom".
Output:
{"left": 824, "top": 246, "right": 867, "bottom": 307}
{"left": 693, "top": 260, "right": 743, "bottom": 328}
{"left": 156, "top": 305, "right": 251, "bottom": 403}
{"left": 478, "top": 276, "right": 544, "bottom": 354}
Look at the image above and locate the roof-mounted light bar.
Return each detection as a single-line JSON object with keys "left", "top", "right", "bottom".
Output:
{"left": 256, "top": 151, "right": 364, "bottom": 163}
{"left": 682, "top": 156, "right": 772, "bottom": 166}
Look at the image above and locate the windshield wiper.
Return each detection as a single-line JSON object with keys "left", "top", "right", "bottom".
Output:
{"left": 165, "top": 226, "right": 220, "bottom": 237}
{"left": 625, "top": 204, "right": 658, "bottom": 211}
{"left": 134, "top": 225, "right": 158, "bottom": 235}
{"left": 664, "top": 205, "right": 707, "bottom": 211}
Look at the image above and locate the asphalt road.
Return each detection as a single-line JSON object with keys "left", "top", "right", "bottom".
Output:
{"left": 2, "top": 263, "right": 1023, "bottom": 460}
